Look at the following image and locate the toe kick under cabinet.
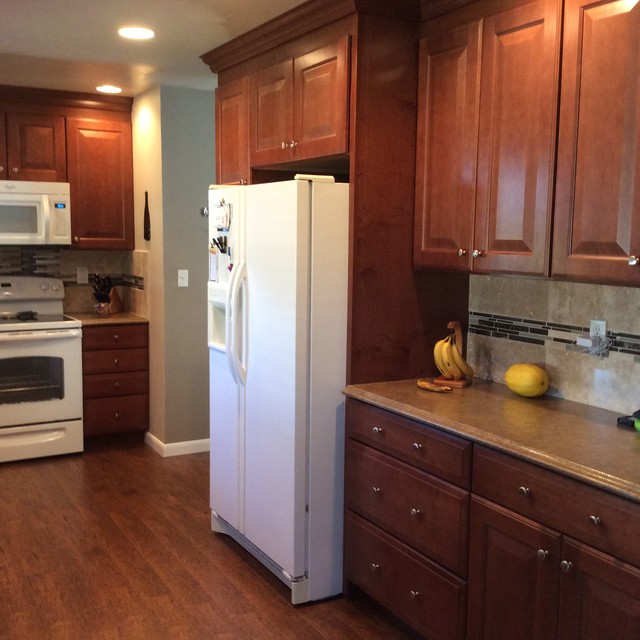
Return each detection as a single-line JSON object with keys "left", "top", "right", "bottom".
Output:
{"left": 81, "top": 321, "right": 149, "bottom": 436}
{"left": 344, "top": 398, "right": 472, "bottom": 640}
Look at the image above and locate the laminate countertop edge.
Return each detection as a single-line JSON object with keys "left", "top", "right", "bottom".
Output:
{"left": 70, "top": 312, "right": 148, "bottom": 326}
{"left": 344, "top": 378, "right": 640, "bottom": 504}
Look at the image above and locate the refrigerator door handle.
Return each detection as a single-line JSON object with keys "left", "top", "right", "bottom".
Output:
{"left": 226, "top": 261, "right": 247, "bottom": 386}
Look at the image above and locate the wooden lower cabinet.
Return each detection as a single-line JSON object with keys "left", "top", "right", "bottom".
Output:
{"left": 82, "top": 322, "right": 149, "bottom": 436}
{"left": 344, "top": 399, "right": 471, "bottom": 639}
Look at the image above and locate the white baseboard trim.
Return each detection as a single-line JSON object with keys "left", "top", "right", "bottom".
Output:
{"left": 144, "top": 432, "right": 210, "bottom": 457}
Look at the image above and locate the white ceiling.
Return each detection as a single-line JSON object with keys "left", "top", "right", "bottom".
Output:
{"left": 0, "top": 0, "right": 306, "bottom": 97}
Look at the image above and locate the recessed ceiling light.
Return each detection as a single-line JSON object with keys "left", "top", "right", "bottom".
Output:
{"left": 96, "top": 85, "right": 123, "bottom": 94}
{"left": 118, "top": 26, "right": 155, "bottom": 40}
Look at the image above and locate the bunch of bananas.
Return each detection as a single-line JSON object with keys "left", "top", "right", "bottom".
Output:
{"left": 433, "top": 334, "right": 474, "bottom": 381}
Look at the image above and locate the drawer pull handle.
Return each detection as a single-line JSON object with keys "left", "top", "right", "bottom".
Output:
{"left": 518, "top": 486, "right": 531, "bottom": 497}
{"left": 372, "top": 426, "right": 383, "bottom": 435}
{"left": 412, "top": 442, "right": 422, "bottom": 451}
{"left": 370, "top": 563, "right": 380, "bottom": 573}
{"left": 536, "top": 549, "right": 549, "bottom": 561}
{"left": 372, "top": 486, "right": 382, "bottom": 495}
{"left": 410, "top": 590, "right": 420, "bottom": 600}
{"left": 410, "top": 508, "right": 422, "bottom": 518}
{"left": 589, "top": 515, "right": 601, "bottom": 526}
{"left": 560, "top": 560, "right": 573, "bottom": 573}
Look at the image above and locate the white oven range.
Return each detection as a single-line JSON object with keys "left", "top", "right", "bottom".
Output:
{"left": 0, "top": 276, "right": 83, "bottom": 463}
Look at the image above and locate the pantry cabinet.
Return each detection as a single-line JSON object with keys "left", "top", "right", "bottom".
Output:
{"left": 216, "top": 77, "right": 250, "bottom": 185}
{"left": 82, "top": 322, "right": 149, "bottom": 436}
{"left": 344, "top": 398, "right": 471, "bottom": 640}
{"left": 0, "top": 110, "right": 66, "bottom": 181}
{"left": 67, "top": 117, "right": 134, "bottom": 250}
{"left": 250, "top": 36, "right": 350, "bottom": 167}
{"left": 414, "top": 0, "right": 559, "bottom": 275}
{"left": 551, "top": 0, "right": 640, "bottom": 285}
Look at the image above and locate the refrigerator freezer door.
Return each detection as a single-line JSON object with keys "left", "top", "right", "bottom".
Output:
{"left": 243, "top": 180, "right": 311, "bottom": 579}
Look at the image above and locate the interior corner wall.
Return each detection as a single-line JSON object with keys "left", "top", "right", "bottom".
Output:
{"left": 159, "top": 85, "right": 215, "bottom": 444}
{"left": 132, "top": 87, "right": 167, "bottom": 443}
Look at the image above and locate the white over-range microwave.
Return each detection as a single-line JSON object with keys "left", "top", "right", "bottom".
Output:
{"left": 0, "top": 180, "right": 71, "bottom": 245}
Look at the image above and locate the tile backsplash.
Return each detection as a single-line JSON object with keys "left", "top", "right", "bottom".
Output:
{"left": 467, "top": 275, "right": 640, "bottom": 415}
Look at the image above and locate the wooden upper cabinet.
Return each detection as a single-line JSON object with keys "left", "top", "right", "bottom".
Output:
{"left": 4, "top": 111, "right": 67, "bottom": 181}
{"left": 415, "top": 0, "right": 559, "bottom": 276}
{"left": 413, "top": 20, "right": 481, "bottom": 271}
{"left": 473, "top": 0, "right": 559, "bottom": 275}
{"left": 67, "top": 118, "right": 134, "bottom": 250}
{"left": 216, "top": 77, "right": 250, "bottom": 185}
{"left": 250, "top": 35, "right": 350, "bottom": 167}
{"left": 552, "top": 0, "right": 640, "bottom": 285}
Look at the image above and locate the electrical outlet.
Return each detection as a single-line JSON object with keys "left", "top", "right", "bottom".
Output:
{"left": 590, "top": 319, "right": 607, "bottom": 338}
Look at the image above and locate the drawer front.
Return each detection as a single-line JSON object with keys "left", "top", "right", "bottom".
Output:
{"left": 83, "top": 348, "right": 148, "bottom": 374}
{"left": 473, "top": 445, "right": 640, "bottom": 567}
{"left": 346, "top": 399, "right": 471, "bottom": 488}
{"left": 82, "top": 323, "right": 148, "bottom": 350}
{"left": 83, "top": 371, "right": 148, "bottom": 399}
{"left": 345, "top": 512, "right": 467, "bottom": 640}
{"left": 84, "top": 394, "right": 148, "bottom": 435}
{"left": 346, "top": 440, "right": 469, "bottom": 576}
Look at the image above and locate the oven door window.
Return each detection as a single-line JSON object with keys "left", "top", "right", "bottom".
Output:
{"left": 0, "top": 356, "right": 64, "bottom": 405}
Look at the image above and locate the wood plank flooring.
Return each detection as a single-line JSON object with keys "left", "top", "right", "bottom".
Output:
{"left": 0, "top": 435, "right": 411, "bottom": 639}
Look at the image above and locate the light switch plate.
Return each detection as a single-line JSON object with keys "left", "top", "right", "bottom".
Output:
{"left": 178, "top": 269, "right": 189, "bottom": 287}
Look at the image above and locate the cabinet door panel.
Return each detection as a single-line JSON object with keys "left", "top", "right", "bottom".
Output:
{"left": 552, "top": 0, "right": 640, "bottom": 283}
{"left": 250, "top": 59, "right": 293, "bottom": 166}
{"left": 467, "top": 496, "right": 561, "bottom": 640}
{"left": 293, "top": 35, "right": 349, "bottom": 158}
{"left": 216, "top": 77, "right": 250, "bottom": 185}
{"left": 67, "top": 118, "right": 134, "bottom": 249}
{"left": 414, "top": 21, "right": 481, "bottom": 270}
{"left": 558, "top": 538, "right": 640, "bottom": 640}
{"left": 474, "top": 0, "right": 558, "bottom": 275}
{"left": 6, "top": 112, "right": 66, "bottom": 181}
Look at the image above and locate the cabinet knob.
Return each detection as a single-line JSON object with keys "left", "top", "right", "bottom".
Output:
{"left": 370, "top": 563, "right": 380, "bottom": 573}
{"left": 372, "top": 486, "right": 382, "bottom": 495}
{"left": 290, "top": 140, "right": 298, "bottom": 148}
{"left": 114, "top": 358, "right": 119, "bottom": 366}
{"left": 114, "top": 412, "right": 120, "bottom": 420}
{"left": 536, "top": 549, "right": 549, "bottom": 561}
{"left": 410, "top": 508, "right": 422, "bottom": 517}
{"left": 560, "top": 560, "right": 573, "bottom": 573}
{"left": 410, "top": 590, "right": 420, "bottom": 600}
{"left": 0, "top": 166, "right": 4, "bottom": 173}
{"left": 472, "top": 249, "right": 483, "bottom": 258}
{"left": 412, "top": 442, "right": 422, "bottom": 451}
{"left": 114, "top": 381, "right": 120, "bottom": 389}
{"left": 588, "top": 515, "right": 601, "bottom": 526}
{"left": 518, "top": 486, "right": 531, "bottom": 497}
{"left": 372, "top": 426, "right": 383, "bottom": 435}
{"left": 457, "top": 249, "right": 467, "bottom": 257}
{"left": 628, "top": 255, "right": 638, "bottom": 266}
{"left": 281, "top": 141, "right": 289, "bottom": 150}
{"left": 74, "top": 236, "right": 79, "bottom": 243}
{"left": 113, "top": 334, "right": 120, "bottom": 342}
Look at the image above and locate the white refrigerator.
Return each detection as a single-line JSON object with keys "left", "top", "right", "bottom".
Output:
{"left": 207, "top": 177, "right": 349, "bottom": 604}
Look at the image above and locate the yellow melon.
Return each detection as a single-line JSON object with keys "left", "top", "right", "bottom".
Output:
{"left": 504, "top": 364, "right": 549, "bottom": 398}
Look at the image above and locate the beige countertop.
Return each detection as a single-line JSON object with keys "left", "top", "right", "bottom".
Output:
{"left": 344, "top": 379, "right": 640, "bottom": 503}
{"left": 70, "top": 312, "right": 148, "bottom": 326}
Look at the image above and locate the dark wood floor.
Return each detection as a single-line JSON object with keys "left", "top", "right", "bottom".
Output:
{"left": 0, "top": 435, "right": 410, "bottom": 639}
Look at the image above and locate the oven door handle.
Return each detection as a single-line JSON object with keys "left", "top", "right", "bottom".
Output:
{"left": 0, "top": 328, "right": 82, "bottom": 342}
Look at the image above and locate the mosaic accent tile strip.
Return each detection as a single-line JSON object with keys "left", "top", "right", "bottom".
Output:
{"left": 0, "top": 247, "right": 62, "bottom": 276}
{"left": 469, "top": 311, "right": 640, "bottom": 357}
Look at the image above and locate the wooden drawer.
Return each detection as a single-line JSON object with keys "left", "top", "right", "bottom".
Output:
{"left": 83, "top": 371, "right": 148, "bottom": 399}
{"left": 473, "top": 445, "right": 640, "bottom": 567}
{"left": 83, "top": 348, "right": 148, "bottom": 374}
{"left": 84, "top": 394, "right": 148, "bottom": 435}
{"left": 345, "top": 512, "right": 467, "bottom": 640}
{"left": 82, "top": 323, "right": 148, "bottom": 350}
{"left": 346, "top": 440, "right": 469, "bottom": 576}
{"left": 346, "top": 398, "right": 472, "bottom": 488}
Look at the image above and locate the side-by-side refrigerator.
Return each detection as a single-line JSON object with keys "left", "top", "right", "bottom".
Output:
{"left": 207, "top": 177, "right": 349, "bottom": 604}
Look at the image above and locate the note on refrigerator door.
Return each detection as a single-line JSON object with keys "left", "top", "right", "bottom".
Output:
{"left": 209, "top": 247, "right": 218, "bottom": 282}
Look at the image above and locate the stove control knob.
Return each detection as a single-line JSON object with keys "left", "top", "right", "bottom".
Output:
{"left": 40, "top": 282, "right": 50, "bottom": 291}
{"left": 51, "top": 283, "right": 60, "bottom": 292}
